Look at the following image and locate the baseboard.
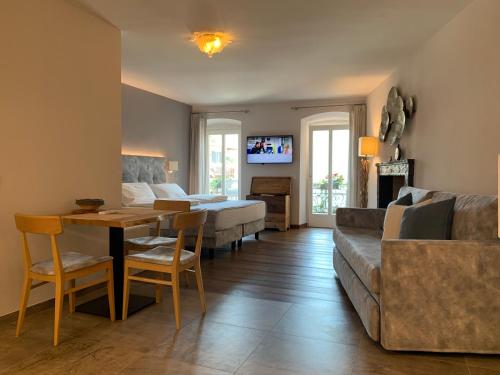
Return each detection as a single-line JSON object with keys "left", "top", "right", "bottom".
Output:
{"left": 0, "top": 299, "right": 55, "bottom": 324}
{"left": 0, "top": 267, "right": 155, "bottom": 323}
{"left": 0, "top": 282, "right": 106, "bottom": 324}
{"left": 290, "top": 223, "right": 308, "bottom": 229}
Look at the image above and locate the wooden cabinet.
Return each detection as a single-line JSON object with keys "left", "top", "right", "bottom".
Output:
{"left": 246, "top": 176, "right": 291, "bottom": 232}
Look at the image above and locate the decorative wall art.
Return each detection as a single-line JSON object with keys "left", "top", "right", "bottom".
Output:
{"left": 378, "top": 87, "right": 415, "bottom": 145}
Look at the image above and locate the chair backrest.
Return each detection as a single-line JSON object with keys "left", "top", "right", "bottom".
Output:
{"left": 172, "top": 210, "right": 208, "bottom": 261}
{"left": 153, "top": 199, "right": 191, "bottom": 212}
{"left": 153, "top": 200, "right": 191, "bottom": 235}
{"left": 15, "top": 214, "right": 63, "bottom": 235}
{"left": 173, "top": 209, "right": 207, "bottom": 231}
{"left": 14, "top": 214, "right": 63, "bottom": 275}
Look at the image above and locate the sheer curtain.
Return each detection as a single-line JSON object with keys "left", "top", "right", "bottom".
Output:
{"left": 348, "top": 104, "right": 367, "bottom": 207}
{"left": 189, "top": 114, "right": 207, "bottom": 194}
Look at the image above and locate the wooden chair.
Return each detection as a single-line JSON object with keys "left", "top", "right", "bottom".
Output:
{"left": 14, "top": 214, "right": 115, "bottom": 346}
{"left": 124, "top": 200, "right": 191, "bottom": 253}
{"left": 122, "top": 209, "right": 208, "bottom": 329}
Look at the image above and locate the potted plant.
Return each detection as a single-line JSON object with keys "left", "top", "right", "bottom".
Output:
{"left": 331, "top": 173, "right": 344, "bottom": 189}
{"left": 319, "top": 177, "right": 329, "bottom": 191}
{"left": 318, "top": 173, "right": 345, "bottom": 190}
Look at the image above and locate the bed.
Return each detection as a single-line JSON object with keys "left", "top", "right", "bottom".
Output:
{"left": 121, "top": 155, "right": 266, "bottom": 256}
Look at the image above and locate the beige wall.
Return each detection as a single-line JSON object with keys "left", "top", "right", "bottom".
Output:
{"left": 366, "top": 0, "right": 500, "bottom": 207}
{"left": 0, "top": 0, "right": 121, "bottom": 316}
{"left": 194, "top": 99, "right": 363, "bottom": 225}
{"left": 122, "top": 84, "right": 192, "bottom": 191}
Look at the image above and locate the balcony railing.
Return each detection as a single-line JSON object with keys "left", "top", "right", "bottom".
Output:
{"left": 312, "top": 184, "right": 348, "bottom": 214}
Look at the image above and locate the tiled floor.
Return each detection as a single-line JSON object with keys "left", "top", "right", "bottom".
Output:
{"left": 1, "top": 228, "right": 499, "bottom": 374}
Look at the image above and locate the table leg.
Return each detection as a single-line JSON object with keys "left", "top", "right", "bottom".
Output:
{"left": 76, "top": 227, "right": 155, "bottom": 319}
{"left": 110, "top": 227, "right": 124, "bottom": 318}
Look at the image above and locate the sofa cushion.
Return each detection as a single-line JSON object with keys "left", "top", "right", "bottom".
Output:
{"left": 398, "top": 186, "right": 434, "bottom": 204}
{"left": 333, "top": 249, "right": 380, "bottom": 341}
{"left": 333, "top": 226, "right": 382, "bottom": 295}
{"left": 432, "top": 192, "right": 498, "bottom": 240}
{"left": 399, "top": 197, "right": 456, "bottom": 240}
{"left": 382, "top": 199, "right": 432, "bottom": 240}
{"left": 390, "top": 192, "right": 413, "bottom": 206}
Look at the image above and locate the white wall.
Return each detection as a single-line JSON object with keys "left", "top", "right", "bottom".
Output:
{"left": 194, "top": 99, "right": 363, "bottom": 225}
{"left": 122, "top": 84, "right": 192, "bottom": 190}
{"left": 366, "top": 0, "right": 500, "bottom": 207}
{"left": 0, "top": 0, "right": 121, "bottom": 316}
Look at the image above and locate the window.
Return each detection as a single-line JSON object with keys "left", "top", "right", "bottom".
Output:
{"left": 206, "top": 119, "right": 241, "bottom": 200}
{"left": 306, "top": 111, "right": 351, "bottom": 228}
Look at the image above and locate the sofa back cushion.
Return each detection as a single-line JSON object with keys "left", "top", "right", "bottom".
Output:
{"left": 432, "top": 191, "right": 498, "bottom": 240}
{"left": 382, "top": 199, "right": 432, "bottom": 240}
{"left": 399, "top": 198, "right": 456, "bottom": 240}
{"left": 398, "top": 186, "right": 434, "bottom": 205}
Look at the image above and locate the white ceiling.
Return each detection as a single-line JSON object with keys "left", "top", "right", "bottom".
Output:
{"left": 80, "top": 0, "right": 471, "bottom": 106}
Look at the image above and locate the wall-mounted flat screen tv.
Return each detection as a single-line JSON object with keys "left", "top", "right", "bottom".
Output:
{"left": 246, "top": 135, "right": 293, "bottom": 164}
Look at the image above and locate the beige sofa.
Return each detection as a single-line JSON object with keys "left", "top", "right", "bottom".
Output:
{"left": 333, "top": 186, "right": 500, "bottom": 353}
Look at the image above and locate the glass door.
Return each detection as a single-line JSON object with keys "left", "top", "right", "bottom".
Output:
{"left": 224, "top": 134, "right": 239, "bottom": 200}
{"left": 207, "top": 132, "right": 240, "bottom": 199}
{"left": 208, "top": 134, "right": 223, "bottom": 195}
{"left": 309, "top": 125, "right": 350, "bottom": 228}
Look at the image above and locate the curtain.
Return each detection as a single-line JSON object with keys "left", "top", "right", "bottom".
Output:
{"left": 348, "top": 104, "right": 367, "bottom": 207}
{"left": 189, "top": 114, "right": 207, "bottom": 194}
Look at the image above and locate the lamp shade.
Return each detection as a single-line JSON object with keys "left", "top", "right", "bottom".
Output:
{"left": 358, "top": 137, "right": 379, "bottom": 157}
{"left": 168, "top": 161, "right": 179, "bottom": 172}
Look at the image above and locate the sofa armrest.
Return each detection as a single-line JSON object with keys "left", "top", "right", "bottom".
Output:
{"left": 335, "top": 208, "right": 386, "bottom": 230}
{"left": 381, "top": 239, "right": 500, "bottom": 353}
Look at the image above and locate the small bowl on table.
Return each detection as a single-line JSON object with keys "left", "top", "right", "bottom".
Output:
{"left": 74, "top": 199, "right": 105, "bottom": 213}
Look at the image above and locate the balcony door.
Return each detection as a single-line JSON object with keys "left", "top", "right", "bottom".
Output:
{"left": 308, "top": 125, "right": 350, "bottom": 228}
{"left": 206, "top": 119, "right": 241, "bottom": 200}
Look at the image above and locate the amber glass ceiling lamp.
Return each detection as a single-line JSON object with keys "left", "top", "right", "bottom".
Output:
{"left": 191, "top": 32, "right": 232, "bottom": 58}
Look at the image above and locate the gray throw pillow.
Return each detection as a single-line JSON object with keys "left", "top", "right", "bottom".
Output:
{"left": 399, "top": 197, "right": 456, "bottom": 240}
{"left": 392, "top": 193, "right": 413, "bottom": 206}
{"left": 387, "top": 192, "right": 413, "bottom": 209}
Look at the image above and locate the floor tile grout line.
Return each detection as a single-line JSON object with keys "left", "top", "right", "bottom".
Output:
{"left": 200, "top": 317, "right": 271, "bottom": 333}
{"left": 231, "top": 328, "right": 273, "bottom": 374}
{"left": 232, "top": 302, "right": 294, "bottom": 374}
{"left": 268, "top": 301, "right": 294, "bottom": 331}
{"left": 264, "top": 301, "right": 362, "bottom": 348}
{"left": 265, "top": 328, "right": 362, "bottom": 348}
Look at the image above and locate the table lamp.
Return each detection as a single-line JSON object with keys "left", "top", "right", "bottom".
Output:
{"left": 168, "top": 161, "right": 179, "bottom": 174}
{"left": 358, "top": 137, "right": 379, "bottom": 208}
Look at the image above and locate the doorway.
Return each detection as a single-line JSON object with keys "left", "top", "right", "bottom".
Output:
{"left": 308, "top": 124, "right": 350, "bottom": 228}
{"left": 206, "top": 119, "right": 241, "bottom": 200}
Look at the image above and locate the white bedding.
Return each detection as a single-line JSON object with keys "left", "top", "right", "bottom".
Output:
{"left": 187, "top": 194, "right": 227, "bottom": 203}
{"left": 122, "top": 182, "right": 263, "bottom": 231}
{"left": 122, "top": 183, "right": 157, "bottom": 206}
{"left": 124, "top": 199, "right": 265, "bottom": 231}
{"left": 123, "top": 198, "right": 200, "bottom": 208}
{"left": 129, "top": 183, "right": 227, "bottom": 204}
{"left": 191, "top": 200, "right": 266, "bottom": 231}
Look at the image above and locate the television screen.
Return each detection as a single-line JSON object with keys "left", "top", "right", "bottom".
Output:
{"left": 247, "top": 135, "right": 293, "bottom": 164}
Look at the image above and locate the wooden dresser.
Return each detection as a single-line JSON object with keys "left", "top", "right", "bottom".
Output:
{"left": 246, "top": 176, "right": 291, "bottom": 232}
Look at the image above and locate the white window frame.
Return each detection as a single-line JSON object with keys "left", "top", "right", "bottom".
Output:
{"left": 308, "top": 124, "right": 350, "bottom": 228}
{"left": 205, "top": 122, "right": 241, "bottom": 199}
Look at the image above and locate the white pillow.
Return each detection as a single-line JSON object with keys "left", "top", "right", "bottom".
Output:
{"left": 150, "top": 183, "right": 187, "bottom": 199}
{"left": 122, "top": 183, "right": 156, "bottom": 206}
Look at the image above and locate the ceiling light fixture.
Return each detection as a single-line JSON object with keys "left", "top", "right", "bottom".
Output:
{"left": 191, "top": 32, "right": 232, "bottom": 58}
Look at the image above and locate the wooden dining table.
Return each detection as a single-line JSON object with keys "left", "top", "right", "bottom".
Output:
{"left": 62, "top": 208, "right": 179, "bottom": 320}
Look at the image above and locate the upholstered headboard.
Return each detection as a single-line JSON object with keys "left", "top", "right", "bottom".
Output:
{"left": 122, "top": 155, "right": 166, "bottom": 184}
